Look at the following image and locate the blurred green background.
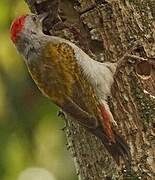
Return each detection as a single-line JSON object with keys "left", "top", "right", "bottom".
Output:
{"left": 0, "top": 1, "right": 76, "bottom": 179}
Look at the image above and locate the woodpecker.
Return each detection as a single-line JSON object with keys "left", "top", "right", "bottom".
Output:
{"left": 10, "top": 14, "right": 131, "bottom": 165}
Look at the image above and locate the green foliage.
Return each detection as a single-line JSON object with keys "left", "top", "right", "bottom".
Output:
{"left": 0, "top": 1, "right": 76, "bottom": 179}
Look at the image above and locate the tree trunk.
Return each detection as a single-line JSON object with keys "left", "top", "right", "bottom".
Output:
{"left": 25, "top": 0, "right": 155, "bottom": 179}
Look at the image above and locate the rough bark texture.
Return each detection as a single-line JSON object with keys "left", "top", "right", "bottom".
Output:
{"left": 25, "top": 0, "right": 155, "bottom": 179}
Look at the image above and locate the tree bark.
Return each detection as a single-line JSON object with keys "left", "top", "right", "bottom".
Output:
{"left": 24, "top": 0, "right": 155, "bottom": 179}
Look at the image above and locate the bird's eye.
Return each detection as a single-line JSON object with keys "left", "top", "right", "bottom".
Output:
{"left": 32, "top": 16, "right": 37, "bottom": 22}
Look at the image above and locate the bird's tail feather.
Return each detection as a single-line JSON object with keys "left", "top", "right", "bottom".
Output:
{"left": 92, "top": 127, "right": 131, "bottom": 166}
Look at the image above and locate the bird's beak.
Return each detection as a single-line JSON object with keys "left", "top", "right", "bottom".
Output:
{"left": 35, "top": 13, "right": 48, "bottom": 33}
{"left": 38, "top": 13, "right": 48, "bottom": 23}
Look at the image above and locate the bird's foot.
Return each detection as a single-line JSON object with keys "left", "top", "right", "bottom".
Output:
{"left": 57, "top": 110, "right": 68, "bottom": 131}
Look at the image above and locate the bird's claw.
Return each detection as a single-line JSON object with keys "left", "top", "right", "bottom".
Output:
{"left": 57, "top": 110, "right": 68, "bottom": 131}
{"left": 57, "top": 109, "right": 65, "bottom": 118}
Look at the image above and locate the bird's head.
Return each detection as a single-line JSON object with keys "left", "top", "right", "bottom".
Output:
{"left": 10, "top": 14, "right": 45, "bottom": 61}
{"left": 10, "top": 14, "right": 44, "bottom": 43}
